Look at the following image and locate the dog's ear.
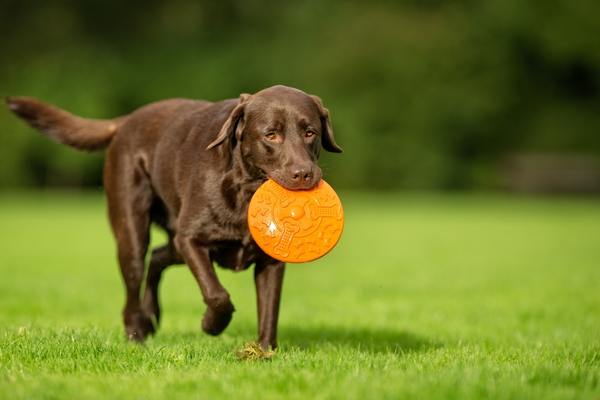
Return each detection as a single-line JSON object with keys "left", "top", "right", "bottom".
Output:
{"left": 206, "top": 93, "right": 251, "bottom": 150}
{"left": 311, "top": 95, "right": 342, "bottom": 153}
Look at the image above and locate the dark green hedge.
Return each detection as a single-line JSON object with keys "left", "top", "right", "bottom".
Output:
{"left": 1, "top": 0, "right": 598, "bottom": 189}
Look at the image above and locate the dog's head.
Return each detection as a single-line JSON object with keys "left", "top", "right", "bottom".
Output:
{"left": 207, "top": 85, "right": 342, "bottom": 190}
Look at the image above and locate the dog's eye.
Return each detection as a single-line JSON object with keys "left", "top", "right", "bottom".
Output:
{"left": 305, "top": 130, "right": 316, "bottom": 138}
{"left": 265, "top": 132, "right": 278, "bottom": 141}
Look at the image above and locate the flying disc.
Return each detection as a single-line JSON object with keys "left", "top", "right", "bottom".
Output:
{"left": 248, "top": 179, "right": 344, "bottom": 263}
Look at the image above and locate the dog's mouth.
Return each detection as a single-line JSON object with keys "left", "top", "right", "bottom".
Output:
{"left": 266, "top": 170, "right": 322, "bottom": 191}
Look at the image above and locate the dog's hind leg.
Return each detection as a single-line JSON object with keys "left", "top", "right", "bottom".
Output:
{"left": 104, "top": 151, "right": 155, "bottom": 342}
{"left": 142, "top": 241, "right": 182, "bottom": 327}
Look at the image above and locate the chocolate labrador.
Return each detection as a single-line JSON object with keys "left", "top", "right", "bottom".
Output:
{"left": 6, "top": 85, "right": 342, "bottom": 350}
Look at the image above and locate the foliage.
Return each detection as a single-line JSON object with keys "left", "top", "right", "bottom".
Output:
{"left": 1, "top": 1, "right": 599, "bottom": 189}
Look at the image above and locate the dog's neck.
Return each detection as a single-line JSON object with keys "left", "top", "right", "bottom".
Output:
{"left": 219, "top": 142, "right": 265, "bottom": 209}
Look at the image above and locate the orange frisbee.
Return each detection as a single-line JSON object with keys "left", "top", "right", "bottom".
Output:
{"left": 248, "top": 179, "right": 344, "bottom": 263}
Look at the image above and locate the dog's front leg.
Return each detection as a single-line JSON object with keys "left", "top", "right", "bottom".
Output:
{"left": 254, "top": 258, "right": 286, "bottom": 350}
{"left": 175, "top": 235, "right": 235, "bottom": 335}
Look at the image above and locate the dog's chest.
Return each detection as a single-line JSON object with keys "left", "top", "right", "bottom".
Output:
{"left": 204, "top": 205, "right": 261, "bottom": 271}
{"left": 188, "top": 176, "right": 265, "bottom": 270}
{"left": 210, "top": 237, "right": 260, "bottom": 271}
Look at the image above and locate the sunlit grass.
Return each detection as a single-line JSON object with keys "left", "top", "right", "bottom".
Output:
{"left": 0, "top": 191, "right": 599, "bottom": 399}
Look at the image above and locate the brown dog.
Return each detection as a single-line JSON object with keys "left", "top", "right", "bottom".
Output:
{"left": 6, "top": 85, "right": 342, "bottom": 350}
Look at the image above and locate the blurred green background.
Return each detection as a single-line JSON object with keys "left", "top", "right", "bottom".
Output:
{"left": 1, "top": 0, "right": 599, "bottom": 191}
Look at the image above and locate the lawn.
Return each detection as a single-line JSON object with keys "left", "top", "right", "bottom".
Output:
{"left": 0, "top": 191, "right": 599, "bottom": 399}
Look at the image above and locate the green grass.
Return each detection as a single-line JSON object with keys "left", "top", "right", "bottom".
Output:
{"left": 0, "top": 191, "right": 599, "bottom": 399}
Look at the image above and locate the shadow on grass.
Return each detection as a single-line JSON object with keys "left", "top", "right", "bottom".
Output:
{"left": 149, "top": 324, "right": 439, "bottom": 355}
{"left": 280, "top": 325, "right": 439, "bottom": 354}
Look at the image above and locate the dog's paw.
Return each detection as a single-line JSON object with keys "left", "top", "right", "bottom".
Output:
{"left": 201, "top": 298, "right": 235, "bottom": 336}
{"left": 124, "top": 311, "right": 156, "bottom": 342}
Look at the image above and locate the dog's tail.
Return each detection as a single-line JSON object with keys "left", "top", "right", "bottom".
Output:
{"left": 5, "top": 96, "right": 125, "bottom": 151}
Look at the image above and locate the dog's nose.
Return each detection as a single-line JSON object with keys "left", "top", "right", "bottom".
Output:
{"left": 290, "top": 166, "right": 314, "bottom": 184}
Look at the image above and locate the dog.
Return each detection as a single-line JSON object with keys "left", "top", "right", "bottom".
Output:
{"left": 6, "top": 85, "right": 342, "bottom": 350}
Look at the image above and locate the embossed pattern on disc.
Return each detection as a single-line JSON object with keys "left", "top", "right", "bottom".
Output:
{"left": 247, "top": 179, "right": 344, "bottom": 263}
